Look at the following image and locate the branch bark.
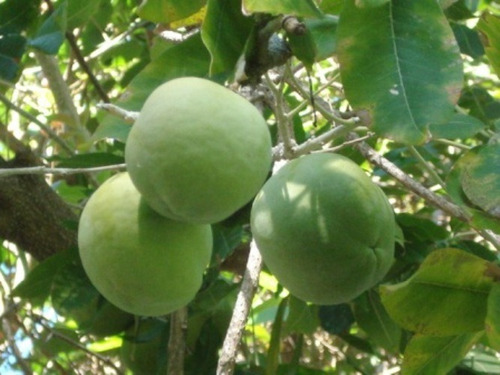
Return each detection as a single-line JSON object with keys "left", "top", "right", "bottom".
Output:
{"left": 217, "top": 240, "right": 263, "bottom": 375}
{"left": 167, "top": 307, "right": 188, "bottom": 375}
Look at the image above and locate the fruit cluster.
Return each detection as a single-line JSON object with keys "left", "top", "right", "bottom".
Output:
{"left": 78, "top": 77, "right": 273, "bottom": 316}
{"left": 78, "top": 77, "right": 395, "bottom": 319}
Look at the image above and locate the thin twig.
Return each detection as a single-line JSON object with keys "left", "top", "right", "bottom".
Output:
{"left": 2, "top": 319, "right": 33, "bottom": 374}
{"left": 217, "top": 240, "right": 263, "bottom": 375}
{"left": 0, "top": 92, "right": 74, "bottom": 155}
{"left": 347, "top": 133, "right": 471, "bottom": 222}
{"left": 96, "top": 103, "right": 139, "bottom": 124}
{"left": 408, "top": 146, "right": 447, "bottom": 188}
{"left": 0, "top": 163, "right": 127, "bottom": 177}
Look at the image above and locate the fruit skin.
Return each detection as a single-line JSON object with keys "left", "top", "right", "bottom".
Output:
{"left": 78, "top": 172, "right": 213, "bottom": 317}
{"left": 125, "top": 77, "right": 272, "bottom": 224}
{"left": 250, "top": 153, "right": 395, "bottom": 305}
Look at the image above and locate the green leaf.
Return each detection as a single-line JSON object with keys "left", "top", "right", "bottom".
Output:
{"left": 319, "top": 304, "right": 355, "bottom": 335}
{"left": 201, "top": 0, "right": 254, "bottom": 76}
{"left": 49, "top": 152, "right": 125, "bottom": 168}
{"left": 305, "top": 15, "right": 338, "bottom": 61}
{"left": 486, "top": 283, "right": 500, "bottom": 351}
{"left": 211, "top": 223, "right": 244, "bottom": 260}
{"left": 401, "top": 332, "right": 483, "bottom": 375}
{"left": 354, "top": 0, "right": 390, "bottom": 7}
{"left": 287, "top": 25, "right": 317, "bottom": 70}
{"left": 477, "top": 13, "right": 500, "bottom": 78}
{"left": 242, "top": 0, "right": 322, "bottom": 18}
{"left": 28, "top": 0, "right": 67, "bottom": 54}
{"left": 266, "top": 298, "right": 288, "bottom": 375}
{"left": 93, "top": 34, "right": 210, "bottom": 142}
{"left": 380, "top": 248, "right": 495, "bottom": 336}
{"left": 353, "top": 290, "right": 401, "bottom": 353}
{"left": 451, "top": 23, "right": 485, "bottom": 59}
{"left": 138, "top": 0, "right": 205, "bottom": 23}
{"left": 429, "top": 113, "right": 485, "bottom": 139}
{"left": 337, "top": 0, "right": 463, "bottom": 144}
{"left": 0, "top": 0, "right": 41, "bottom": 33}
{"left": 458, "top": 86, "right": 500, "bottom": 123}
{"left": 460, "top": 144, "right": 500, "bottom": 219}
{"left": 284, "top": 296, "right": 319, "bottom": 335}
{"left": 11, "top": 249, "right": 73, "bottom": 304}
{"left": 66, "top": 0, "right": 103, "bottom": 30}
{"left": 0, "top": 31, "right": 26, "bottom": 81}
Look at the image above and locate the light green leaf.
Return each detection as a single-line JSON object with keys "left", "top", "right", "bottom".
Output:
{"left": 93, "top": 34, "right": 210, "bottom": 142}
{"left": 477, "top": 13, "right": 500, "bottom": 78}
{"left": 28, "top": 0, "right": 67, "bottom": 54}
{"left": 380, "top": 248, "right": 495, "bottom": 336}
{"left": 353, "top": 290, "right": 401, "bottom": 353}
{"left": 401, "top": 332, "right": 483, "bottom": 375}
{"left": 486, "top": 283, "right": 500, "bottom": 351}
{"left": 201, "top": 0, "right": 253, "bottom": 76}
{"left": 242, "top": 0, "right": 322, "bottom": 18}
{"left": 429, "top": 113, "right": 485, "bottom": 139}
{"left": 337, "top": 0, "right": 463, "bottom": 144}
{"left": 460, "top": 144, "right": 500, "bottom": 219}
{"left": 138, "top": 0, "right": 205, "bottom": 23}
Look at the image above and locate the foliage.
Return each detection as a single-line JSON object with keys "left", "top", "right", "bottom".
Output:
{"left": 0, "top": 0, "right": 499, "bottom": 374}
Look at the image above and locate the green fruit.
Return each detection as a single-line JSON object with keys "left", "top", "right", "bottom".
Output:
{"left": 78, "top": 172, "right": 213, "bottom": 316}
{"left": 250, "top": 153, "right": 395, "bottom": 305}
{"left": 125, "top": 77, "right": 272, "bottom": 224}
{"left": 121, "top": 318, "right": 169, "bottom": 375}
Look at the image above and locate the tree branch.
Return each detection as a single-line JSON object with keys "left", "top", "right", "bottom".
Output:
{"left": 346, "top": 133, "right": 471, "bottom": 222}
{"left": 167, "top": 307, "right": 188, "bottom": 375}
{"left": 217, "top": 240, "right": 263, "bottom": 375}
{"left": 0, "top": 163, "right": 126, "bottom": 177}
{"left": 96, "top": 103, "right": 139, "bottom": 124}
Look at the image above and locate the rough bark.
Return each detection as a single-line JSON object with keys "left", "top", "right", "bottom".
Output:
{"left": 0, "top": 148, "right": 78, "bottom": 261}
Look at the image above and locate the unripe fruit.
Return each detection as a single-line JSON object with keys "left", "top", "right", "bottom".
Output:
{"left": 78, "top": 173, "right": 212, "bottom": 316}
{"left": 251, "top": 153, "right": 395, "bottom": 305}
{"left": 125, "top": 77, "right": 272, "bottom": 224}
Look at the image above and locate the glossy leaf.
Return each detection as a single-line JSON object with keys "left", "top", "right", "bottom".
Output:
{"left": 451, "top": 23, "right": 485, "bottom": 59}
{"left": 380, "top": 248, "right": 495, "bottom": 336}
{"left": 138, "top": 0, "right": 205, "bottom": 23}
{"left": 486, "top": 283, "right": 500, "bottom": 351}
{"left": 353, "top": 290, "right": 401, "bottom": 353}
{"left": 460, "top": 144, "right": 500, "bottom": 219}
{"left": 201, "top": 0, "right": 253, "bottom": 76}
{"left": 337, "top": 0, "right": 463, "bottom": 144}
{"left": 28, "top": 1, "right": 67, "bottom": 54}
{"left": 242, "top": 0, "right": 322, "bottom": 17}
{"left": 94, "top": 34, "right": 210, "bottom": 142}
{"left": 477, "top": 13, "right": 500, "bottom": 77}
{"left": 402, "top": 332, "right": 483, "bottom": 375}
{"left": 429, "top": 113, "right": 485, "bottom": 139}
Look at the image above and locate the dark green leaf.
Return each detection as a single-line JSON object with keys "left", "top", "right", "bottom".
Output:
{"left": 460, "top": 144, "right": 500, "bottom": 218}
{"left": 451, "top": 23, "right": 485, "bottom": 59}
{"left": 402, "top": 332, "right": 483, "bottom": 375}
{"left": 396, "top": 213, "right": 449, "bottom": 242}
{"left": 66, "top": 0, "right": 103, "bottom": 30}
{"left": 0, "top": 31, "right": 26, "bottom": 81}
{"left": 353, "top": 290, "right": 401, "bottom": 353}
{"left": 459, "top": 86, "right": 500, "bottom": 123}
{"left": 305, "top": 15, "right": 338, "bottom": 61}
{"left": 93, "top": 34, "right": 210, "bottom": 142}
{"left": 242, "top": 0, "right": 322, "bottom": 18}
{"left": 319, "top": 304, "right": 354, "bottom": 335}
{"left": 212, "top": 223, "right": 244, "bottom": 260}
{"left": 337, "top": 0, "right": 463, "bottom": 144}
{"left": 287, "top": 26, "right": 317, "bottom": 70}
{"left": 354, "top": 0, "right": 390, "bottom": 7}
{"left": 380, "top": 248, "right": 494, "bottom": 336}
{"left": 486, "top": 283, "right": 500, "bottom": 351}
{"left": 11, "top": 249, "right": 73, "bottom": 304}
{"left": 429, "top": 113, "right": 485, "bottom": 139}
{"left": 284, "top": 296, "right": 320, "bottom": 335}
{"left": 138, "top": 0, "right": 205, "bottom": 23}
{"left": 266, "top": 298, "right": 288, "bottom": 375}
{"left": 49, "top": 152, "right": 125, "bottom": 168}
{"left": 28, "top": 1, "right": 67, "bottom": 54}
{"left": 0, "top": 0, "right": 41, "bottom": 33}
{"left": 444, "top": 0, "right": 475, "bottom": 21}
{"left": 201, "top": 0, "right": 254, "bottom": 76}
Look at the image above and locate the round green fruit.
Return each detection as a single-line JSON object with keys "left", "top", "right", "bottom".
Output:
{"left": 78, "top": 172, "right": 213, "bottom": 316}
{"left": 250, "top": 153, "right": 395, "bottom": 305}
{"left": 125, "top": 77, "right": 272, "bottom": 224}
